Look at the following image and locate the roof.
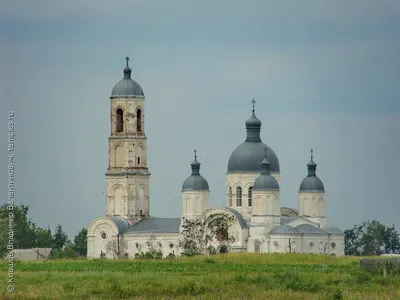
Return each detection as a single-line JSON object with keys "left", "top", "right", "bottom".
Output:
{"left": 110, "top": 216, "right": 131, "bottom": 234}
{"left": 280, "top": 207, "right": 299, "bottom": 217}
{"left": 280, "top": 216, "right": 298, "bottom": 225}
{"left": 321, "top": 225, "right": 344, "bottom": 235}
{"left": 124, "top": 218, "right": 181, "bottom": 234}
{"left": 111, "top": 59, "right": 144, "bottom": 97}
{"left": 227, "top": 112, "right": 280, "bottom": 173}
{"left": 270, "top": 225, "right": 301, "bottom": 235}
{"left": 228, "top": 142, "right": 280, "bottom": 173}
{"left": 299, "top": 176, "right": 325, "bottom": 192}
{"left": 220, "top": 206, "right": 249, "bottom": 229}
{"left": 11, "top": 248, "right": 52, "bottom": 261}
{"left": 299, "top": 152, "right": 324, "bottom": 192}
{"left": 295, "top": 224, "right": 328, "bottom": 235}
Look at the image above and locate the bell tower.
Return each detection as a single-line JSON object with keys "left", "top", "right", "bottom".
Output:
{"left": 105, "top": 57, "right": 150, "bottom": 220}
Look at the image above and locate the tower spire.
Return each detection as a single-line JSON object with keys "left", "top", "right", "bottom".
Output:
{"left": 194, "top": 148, "right": 197, "bottom": 159}
{"left": 125, "top": 56, "right": 130, "bottom": 68}
{"left": 251, "top": 98, "right": 256, "bottom": 113}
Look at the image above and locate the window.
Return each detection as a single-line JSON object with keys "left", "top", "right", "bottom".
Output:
{"left": 101, "top": 232, "right": 107, "bottom": 240}
{"left": 254, "top": 241, "right": 261, "bottom": 253}
{"left": 134, "top": 242, "right": 140, "bottom": 249}
{"left": 273, "top": 241, "right": 279, "bottom": 248}
{"left": 248, "top": 186, "right": 253, "bottom": 207}
{"left": 169, "top": 243, "right": 174, "bottom": 248}
{"left": 236, "top": 187, "right": 242, "bottom": 206}
{"left": 157, "top": 242, "right": 163, "bottom": 249}
{"left": 309, "top": 241, "right": 314, "bottom": 248}
{"left": 228, "top": 187, "right": 232, "bottom": 206}
{"left": 331, "top": 242, "right": 336, "bottom": 249}
{"left": 138, "top": 157, "right": 140, "bottom": 165}
{"left": 136, "top": 109, "right": 142, "bottom": 132}
{"left": 116, "top": 108, "right": 123, "bottom": 132}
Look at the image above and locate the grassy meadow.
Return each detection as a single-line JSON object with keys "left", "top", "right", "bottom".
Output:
{"left": 0, "top": 253, "right": 399, "bottom": 300}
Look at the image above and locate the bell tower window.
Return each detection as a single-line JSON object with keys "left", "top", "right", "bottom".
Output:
{"left": 116, "top": 108, "right": 123, "bottom": 132}
{"left": 248, "top": 186, "right": 253, "bottom": 207}
{"left": 136, "top": 109, "right": 142, "bottom": 132}
{"left": 236, "top": 187, "right": 242, "bottom": 206}
{"left": 137, "top": 157, "right": 140, "bottom": 165}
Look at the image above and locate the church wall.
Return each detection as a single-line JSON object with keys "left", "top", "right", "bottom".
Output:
{"left": 87, "top": 217, "right": 120, "bottom": 259}
{"left": 327, "top": 235, "right": 345, "bottom": 256}
{"left": 181, "top": 190, "right": 209, "bottom": 219}
{"left": 124, "top": 233, "right": 180, "bottom": 258}
{"left": 226, "top": 172, "right": 280, "bottom": 218}
{"left": 300, "top": 235, "right": 329, "bottom": 254}
{"left": 299, "top": 192, "right": 326, "bottom": 226}
{"left": 269, "top": 235, "right": 302, "bottom": 253}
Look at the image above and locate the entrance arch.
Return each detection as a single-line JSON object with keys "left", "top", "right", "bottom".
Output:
{"left": 219, "top": 245, "right": 228, "bottom": 254}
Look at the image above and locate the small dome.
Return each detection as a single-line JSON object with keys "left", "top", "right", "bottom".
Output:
{"left": 245, "top": 112, "right": 262, "bottom": 128}
{"left": 253, "top": 149, "right": 279, "bottom": 191}
{"left": 270, "top": 225, "right": 301, "bottom": 235}
{"left": 299, "top": 149, "right": 324, "bottom": 192}
{"left": 111, "top": 57, "right": 144, "bottom": 97}
{"left": 182, "top": 150, "right": 209, "bottom": 192}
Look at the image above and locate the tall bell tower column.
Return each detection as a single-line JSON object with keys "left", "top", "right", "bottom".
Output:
{"left": 105, "top": 57, "right": 150, "bottom": 220}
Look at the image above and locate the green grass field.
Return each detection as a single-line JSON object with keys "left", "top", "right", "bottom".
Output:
{"left": 0, "top": 254, "right": 399, "bottom": 300}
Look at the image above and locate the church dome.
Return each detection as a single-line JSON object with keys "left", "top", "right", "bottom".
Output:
{"left": 182, "top": 150, "right": 209, "bottom": 192}
{"left": 228, "top": 100, "right": 280, "bottom": 173}
{"left": 299, "top": 149, "right": 325, "bottom": 192}
{"left": 253, "top": 149, "right": 279, "bottom": 191}
{"left": 111, "top": 57, "right": 144, "bottom": 97}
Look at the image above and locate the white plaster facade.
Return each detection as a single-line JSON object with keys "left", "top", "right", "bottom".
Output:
{"left": 87, "top": 60, "right": 345, "bottom": 259}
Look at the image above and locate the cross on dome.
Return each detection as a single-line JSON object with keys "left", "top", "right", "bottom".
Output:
{"left": 251, "top": 98, "right": 256, "bottom": 113}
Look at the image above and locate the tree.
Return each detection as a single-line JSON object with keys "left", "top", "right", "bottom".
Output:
{"left": 52, "top": 224, "right": 68, "bottom": 251}
{"left": 35, "top": 226, "right": 53, "bottom": 248}
{"left": 178, "top": 213, "right": 235, "bottom": 257}
{"left": 345, "top": 220, "right": 400, "bottom": 256}
{"left": 106, "top": 237, "right": 128, "bottom": 259}
{"left": 0, "top": 204, "right": 36, "bottom": 257}
{"left": 73, "top": 228, "right": 87, "bottom": 256}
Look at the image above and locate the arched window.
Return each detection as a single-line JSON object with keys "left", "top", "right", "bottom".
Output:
{"left": 236, "top": 187, "right": 242, "bottom": 206}
{"left": 116, "top": 108, "right": 123, "bottom": 132}
{"left": 228, "top": 187, "right": 232, "bottom": 206}
{"left": 248, "top": 186, "right": 253, "bottom": 207}
{"left": 136, "top": 109, "right": 142, "bottom": 132}
{"left": 254, "top": 241, "right": 261, "bottom": 253}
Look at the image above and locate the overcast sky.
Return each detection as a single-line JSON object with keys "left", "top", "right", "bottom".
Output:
{"left": 0, "top": 0, "right": 399, "bottom": 238}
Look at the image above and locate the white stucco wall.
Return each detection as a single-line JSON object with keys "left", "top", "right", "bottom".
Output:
{"left": 226, "top": 172, "right": 280, "bottom": 218}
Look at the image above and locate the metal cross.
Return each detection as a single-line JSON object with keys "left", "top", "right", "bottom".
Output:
{"left": 251, "top": 98, "right": 256, "bottom": 113}
{"left": 194, "top": 149, "right": 197, "bottom": 159}
{"left": 310, "top": 148, "right": 313, "bottom": 160}
{"left": 125, "top": 56, "right": 130, "bottom": 67}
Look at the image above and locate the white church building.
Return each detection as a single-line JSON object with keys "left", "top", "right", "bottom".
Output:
{"left": 87, "top": 58, "right": 345, "bottom": 259}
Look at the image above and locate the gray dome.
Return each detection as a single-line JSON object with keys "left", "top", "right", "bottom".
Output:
{"left": 299, "top": 176, "right": 324, "bottom": 192}
{"left": 182, "top": 151, "right": 209, "bottom": 192}
{"left": 270, "top": 225, "right": 301, "bottom": 235}
{"left": 111, "top": 58, "right": 144, "bottom": 97}
{"left": 111, "top": 78, "right": 144, "bottom": 97}
{"left": 299, "top": 149, "right": 324, "bottom": 192}
{"left": 228, "top": 142, "right": 280, "bottom": 173}
{"left": 253, "top": 152, "right": 279, "bottom": 190}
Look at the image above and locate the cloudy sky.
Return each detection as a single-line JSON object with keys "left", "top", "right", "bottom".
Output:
{"left": 0, "top": 0, "right": 399, "bottom": 238}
